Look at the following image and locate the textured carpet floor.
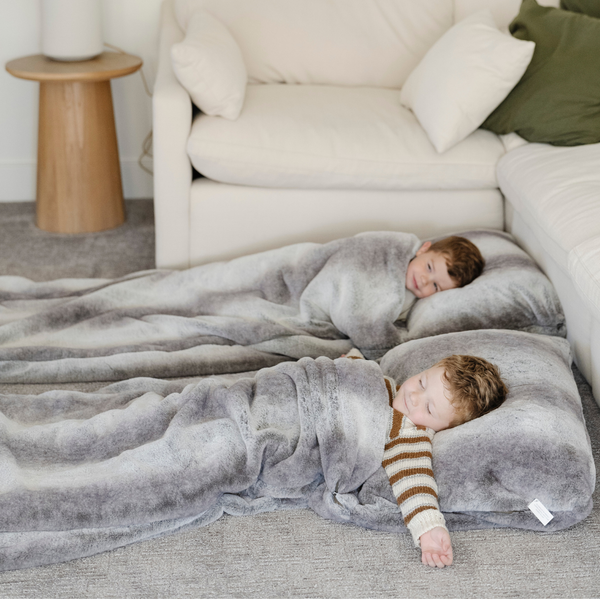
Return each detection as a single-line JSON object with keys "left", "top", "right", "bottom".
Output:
{"left": 0, "top": 200, "right": 598, "bottom": 598}
{"left": 0, "top": 200, "right": 155, "bottom": 280}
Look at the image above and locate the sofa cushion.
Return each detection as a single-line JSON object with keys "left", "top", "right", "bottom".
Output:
{"left": 187, "top": 84, "right": 505, "bottom": 190}
{"left": 497, "top": 142, "right": 600, "bottom": 272}
{"left": 171, "top": 9, "right": 246, "bottom": 120}
{"left": 569, "top": 237, "right": 600, "bottom": 323}
{"left": 482, "top": 0, "right": 600, "bottom": 146}
{"left": 174, "top": 0, "right": 453, "bottom": 89}
{"left": 400, "top": 9, "right": 534, "bottom": 153}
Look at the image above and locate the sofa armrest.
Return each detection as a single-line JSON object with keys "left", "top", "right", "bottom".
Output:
{"left": 153, "top": 0, "right": 193, "bottom": 269}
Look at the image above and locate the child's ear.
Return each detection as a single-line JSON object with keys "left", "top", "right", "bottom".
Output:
{"left": 415, "top": 241, "right": 432, "bottom": 256}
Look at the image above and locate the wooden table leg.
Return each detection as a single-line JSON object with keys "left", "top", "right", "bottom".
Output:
{"left": 37, "top": 80, "right": 126, "bottom": 233}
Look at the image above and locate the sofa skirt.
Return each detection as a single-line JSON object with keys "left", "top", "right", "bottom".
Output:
{"left": 186, "top": 179, "right": 504, "bottom": 265}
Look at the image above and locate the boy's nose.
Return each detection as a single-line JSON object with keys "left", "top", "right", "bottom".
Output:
{"left": 408, "top": 390, "right": 421, "bottom": 406}
{"left": 419, "top": 276, "right": 432, "bottom": 294}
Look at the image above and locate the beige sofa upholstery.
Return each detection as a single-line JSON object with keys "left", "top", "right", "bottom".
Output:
{"left": 498, "top": 143, "right": 600, "bottom": 406}
{"left": 152, "top": 0, "right": 600, "bottom": 409}
{"left": 153, "top": 0, "right": 522, "bottom": 269}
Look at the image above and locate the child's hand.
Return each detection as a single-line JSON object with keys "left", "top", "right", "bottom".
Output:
{"left": 419, "top": 527, "right": 453, "bottom": 568}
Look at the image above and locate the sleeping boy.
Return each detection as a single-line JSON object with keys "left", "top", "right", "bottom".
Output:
{"left": 400, "top": 235, "right": 485, "bottom": 320}
{"left": 0, "top": 232, "right": 484, "bottom": 385}
{"left": 0, "top": 343, "right": 506, "bottom": 572}
{"left": 345, "top": 347, "right": 507, "bottom": 568}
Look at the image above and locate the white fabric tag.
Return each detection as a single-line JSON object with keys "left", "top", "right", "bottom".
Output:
{"left": 528, "top": 499, "right": 554, "bottom": 526}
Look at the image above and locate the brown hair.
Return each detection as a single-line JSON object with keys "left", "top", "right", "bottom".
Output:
{"left": 429, "top": 236, "right": 485, "bottom": 288}
{"left": 436, "top": 355, "right": 508, "bottom": 428}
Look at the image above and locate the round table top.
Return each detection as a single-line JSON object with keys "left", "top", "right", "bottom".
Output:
{"left": 5, "top": 51, "right": 143, "bottom": 83}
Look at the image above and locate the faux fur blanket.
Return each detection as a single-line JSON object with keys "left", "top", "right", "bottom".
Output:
{"left": 0, "top": 230, "right": 565, "bottom": 385}
{"left": 0, "top": 357, "right": 391, "bottom": 572}
{"left": 0, "top": 232, "right": 420, "bottom": 383}
{"left": 0, "top": 330, "right": 593, "bottom": 571}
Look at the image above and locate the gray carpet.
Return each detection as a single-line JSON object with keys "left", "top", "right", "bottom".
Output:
{"left": 0, "top": 200, "right": 155, "bottom": 280}
{"left": 0, "top": 200, "right": 598, "bottom": 599}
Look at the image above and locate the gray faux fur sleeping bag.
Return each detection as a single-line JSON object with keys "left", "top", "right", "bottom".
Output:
{"left": 0, "top": 356, "right": 391, "bottom": 571}
{"left": 0, "top": 330, "right": 594, "bottom": 572}
{"left": 0, "top": 231, "right": 563, "bottom": 384}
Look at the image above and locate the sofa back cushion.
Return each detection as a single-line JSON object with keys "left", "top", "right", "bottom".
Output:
{"left": 174, "top": 0, "right": 453, "bottom": 88}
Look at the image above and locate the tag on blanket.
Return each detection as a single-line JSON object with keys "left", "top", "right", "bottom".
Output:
{"left": 528, "top": 499, "right": 554, "bottom": 526}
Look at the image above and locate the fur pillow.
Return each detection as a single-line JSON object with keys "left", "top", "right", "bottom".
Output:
{"left": 377, "top": 329, "right": 595, "bottom": 531}
{"left": 401, "top": 230, "right": 566, "bottom": 343}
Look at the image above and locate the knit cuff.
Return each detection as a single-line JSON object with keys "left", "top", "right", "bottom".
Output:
{"left": 407, "top": 508, "right": 448, "bottom": 547}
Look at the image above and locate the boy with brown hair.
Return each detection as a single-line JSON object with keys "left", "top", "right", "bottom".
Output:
{"left": 401, "top": 235, "right": 485, "bottom": 318}
{"left": 346, "top": 349, "right": 507, "bottom": 568}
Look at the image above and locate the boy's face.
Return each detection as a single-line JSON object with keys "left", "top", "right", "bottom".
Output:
{"left": 405, "top": 242, "right": 457, "bottom": 299}
{"left": 392, "top": 365, "right": 456, "bottom": 432}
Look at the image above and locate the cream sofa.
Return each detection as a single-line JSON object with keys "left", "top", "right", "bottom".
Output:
{"left": 153, "top": 0, "right": 600, "bottom": 406}
{"left": 498, "top": 143, "right": 600, "bottom": 408}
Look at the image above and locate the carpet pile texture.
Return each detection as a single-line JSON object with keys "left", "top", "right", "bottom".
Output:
{"left": 0, "top": 200, "right": 598, "bottom": 598}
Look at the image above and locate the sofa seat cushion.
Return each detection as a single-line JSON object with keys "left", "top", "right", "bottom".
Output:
{"left": 497, "top": 142, "right": 600, "bottom": 272}
{"left": 187, "top": 84, "right": 505, "bottom": 190}
{"left": 569, "top": 237, "right": 600, "bottom": 322}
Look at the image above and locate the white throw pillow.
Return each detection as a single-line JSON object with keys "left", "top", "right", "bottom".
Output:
{"left": 171, "top": 9, "right": 246, "bottom": 120}
{"left": 400, "top": 10, "right": 535, "bottom": 153}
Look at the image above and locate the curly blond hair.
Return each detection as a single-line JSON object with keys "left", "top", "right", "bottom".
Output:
{"left": 429, "top": 236, "right": 485, "bottom": 288}
{"left": 436, "top": 354, "right": 507, "bottom": 428}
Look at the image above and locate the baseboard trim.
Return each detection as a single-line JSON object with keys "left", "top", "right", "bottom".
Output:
{"left": 0, "top": 158, "right": 153, "bottom": 201}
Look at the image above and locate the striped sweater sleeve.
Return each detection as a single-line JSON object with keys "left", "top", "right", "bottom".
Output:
{"left": 343, "top": 349, "right": 447, "bottom": 545}
{"left": 382, "top": 398, "right": 447, "bottom": 546}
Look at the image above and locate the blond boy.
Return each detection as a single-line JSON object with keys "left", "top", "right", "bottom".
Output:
{"left": 400, "top": 236, "right": 485, "bottom": 319}
{"left": 346, "top": 349, "right": 507, "bottom": 568}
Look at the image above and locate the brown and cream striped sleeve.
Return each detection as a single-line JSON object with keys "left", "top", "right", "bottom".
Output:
{"left": 342, "top": 349, "right": 447, "bottom": 544}
{"left": 382, "top": 380, "right": 448, "bottom": 546}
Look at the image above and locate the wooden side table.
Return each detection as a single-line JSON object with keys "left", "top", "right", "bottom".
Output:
{"left": 6, "top": 52, "right": 143, "bottom": 233}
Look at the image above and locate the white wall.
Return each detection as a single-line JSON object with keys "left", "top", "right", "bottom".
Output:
{"left": 0, "top": 0, "right": 163, "bottom": 201}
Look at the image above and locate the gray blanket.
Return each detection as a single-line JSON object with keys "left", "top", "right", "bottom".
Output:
{"left": 0, "top": 357, "right": 391, "bottom": 572}
{"left": 0, "top": 330, "right": 593, "bottom": 572}
{"left": 0, "top": 230, "right": 564, "bottom": 384}
{"left": 0, "top": 232, "right": 419, "bottom": 383}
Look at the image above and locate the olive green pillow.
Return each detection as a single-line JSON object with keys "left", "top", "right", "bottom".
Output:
{"left": 560, "top": 0, "right": 600, "bottom": 18}
{"left": 481, "top": 0, "right": 600, "bottom": 146}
